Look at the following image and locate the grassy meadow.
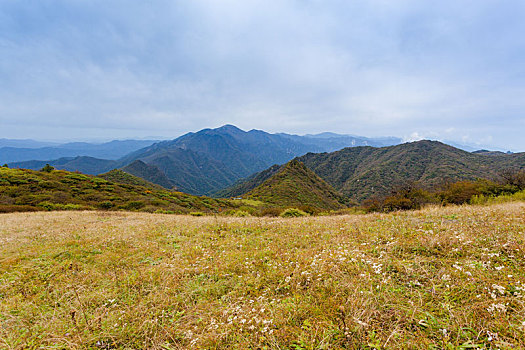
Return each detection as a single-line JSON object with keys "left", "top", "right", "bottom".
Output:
{"left": 1, "top": 203, "right": 525, "bottom": 349}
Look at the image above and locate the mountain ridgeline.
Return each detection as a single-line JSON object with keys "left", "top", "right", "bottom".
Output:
{"left": 223, "top": 140, "right": 525, "bottom": 202}
{"left": 8, "top": 125, "right": 401, "bottom": 195}
{"left": 0, "top": 140, "right": 158, "bottom": 164}
{"left": 5, "top": 126, "right": 525, "bottom": 205}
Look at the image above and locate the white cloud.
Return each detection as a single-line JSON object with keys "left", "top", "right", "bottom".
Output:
{"left": 0, "top": 0, "right": 524, "bottom": 149}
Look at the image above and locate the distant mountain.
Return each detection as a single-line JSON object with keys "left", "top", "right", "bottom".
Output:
{"left": 472, "top": 150, "right": 509, "bottom": 156}
{"left": 278, "top": 132, "right": 401, "bottom": 151}
{"left": 8, "top": 156, "right": 117, "bottom": 175}
{"left": 297, "top": 140, "right": 525, "bottom": 202}
{"left": 0, "top": 138, "right": 59, "bottom": 149}
{"left": 245, "top": 160, "right": 347, "bottom": 211}
{"left": 0, "top": 140, "right": 158, "bottom": 164}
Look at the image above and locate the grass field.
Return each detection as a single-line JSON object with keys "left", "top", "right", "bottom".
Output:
{"left": 1, "top": 203, "right": 524, "bottom": 349}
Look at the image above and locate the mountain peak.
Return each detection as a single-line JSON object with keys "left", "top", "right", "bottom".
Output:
{"left": 215, "top": 124, "right": 244, "bottom": 133}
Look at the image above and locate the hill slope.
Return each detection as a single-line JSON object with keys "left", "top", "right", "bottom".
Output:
{"left": 245, "top": 160, "right": 347, "bottom": 210}
{"left": 98, "top": 169, "right": 168, "bottom": 191}
{"left": 0, "top": 167, "right": 236, "bottom": 214}
{"left": 297, "top": 140, "right": 525, "bottom": 201}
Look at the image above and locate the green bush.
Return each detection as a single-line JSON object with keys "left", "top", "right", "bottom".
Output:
{"left": 190, "top": 211, "right": 205, "bottom": 216}
{"left": 97, "top": 201, "right": 114, "bottom": 210}
{"left": 0, "top": 204, "right": 39, "bottom": 213}
{"left": 62, "top": 204, "right": 84, "bottom": 210}
{"left": 40, "top": 164, "right": 54, "bottom": 172}
{"left": 38, "top": 201, "right": 57, "bottom": 211}
{"left": 280, "top": 208, "right": 308, "bottom": 218}
{"left": 439, "top": 181, "right": 482, "bottom": 205}
{"left": 257, "top": 207, "right": 283, "bottom": 217}
{"left": 231, "top": 210, "right": 251, "bottom": 217}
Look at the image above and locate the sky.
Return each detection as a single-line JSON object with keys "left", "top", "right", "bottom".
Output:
{"left": 1, "top": 1, "right": 524, "bottom": 150}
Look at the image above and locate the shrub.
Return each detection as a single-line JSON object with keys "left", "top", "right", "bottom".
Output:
{"left": 40, "top": 164, "right": 55, "bottom": 172}
{"left": 97, "top": 201, "right": 114, "bottom": 210}
{"left": 297, "top": 205, "right": 321, "bottom": 215}
{"left": 0, "top": 204, "right": 40, "bottom": 213}
{"left": 155, "top": 209, "right": 175, "bottom": 214}
{"left": 231, "top": 210, "right": 251, "bottom": 217}
{"left": 498, "top": 168, "right": 525, "bottom": 190}
{"left": 63, "top": 204, "right": 84, "bottom": 210}
{"left": 280, "top": 208, "right": 308, "bottom": 218}
{"left": 439, "top": 181, "right": 482, "bottom": 205}
{"left": 257, "top": 207, "right": 282, "bottom": 217}
{"left": 124, "top": 201, "right": 146, "bottom": 210}
{"left": 363, "top": 183, "right": 436, "bottom": 212}
{"left": 38, "top": 201, "right": 57, "bottom": 211}
{"left": 190, "top": 211, "right": 205, "bottom": 216}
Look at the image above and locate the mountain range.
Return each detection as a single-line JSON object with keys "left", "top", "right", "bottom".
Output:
{"left": 6, "top": 125, "right": 402, "bottom": 195}
{"left": 224, "top": 140, "right": 525, "bottom": 202}
{"left": 0, "top": 139, "right": 158, "bottom": 164}
{"left": 5, "top": 126, "right": 525, "bottom": 203}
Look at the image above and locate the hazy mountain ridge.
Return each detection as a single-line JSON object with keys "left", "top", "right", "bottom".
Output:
{"left": 0, "top": 140, "right": 158, "bottom": 164}
{"left": 8, "top": 156, "right": 118, "bottom": 175}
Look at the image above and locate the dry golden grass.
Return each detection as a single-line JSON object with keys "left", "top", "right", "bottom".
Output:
{"left": 1, "top": 203, "right": 524, "bottom": 349}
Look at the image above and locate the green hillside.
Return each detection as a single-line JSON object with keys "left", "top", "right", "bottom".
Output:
{"left": 0, "top": 167, "right": 236, "bottom": 214}
{"left": 297, "top": 140, "right": 525, "bottom": 202}
{"left": 246, "top": 160, "right": 347, "bottom": 210}
{"left": 98, "top": 169, "right": 167, "bottom": 191}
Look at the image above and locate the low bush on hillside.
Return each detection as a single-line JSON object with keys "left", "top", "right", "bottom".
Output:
{"left": 230, "top": 210, "right": 251, "bottom": 217}
{"left": 280, "top": 208, "right": 309, "bottom": 217}
{"left": 0, "top": 204, "right": 40, "bottom": 213}
{"left": 363, "top": 170, "right": 525, "bottom": 213}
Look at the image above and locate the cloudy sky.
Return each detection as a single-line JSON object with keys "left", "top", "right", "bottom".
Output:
{"left": 1, "top": 1, "right": 524, "bottom": 150}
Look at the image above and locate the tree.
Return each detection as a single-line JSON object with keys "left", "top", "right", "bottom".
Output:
{"left": 40, "top": 164, "right": 55, "bottom": 172}
{"left": 498, "top": 168, "right": 525, "bottom": 190}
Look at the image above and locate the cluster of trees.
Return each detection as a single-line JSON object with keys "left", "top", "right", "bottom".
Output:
{"left": 362, "top": 168, "right": 525, "bottom": 213}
